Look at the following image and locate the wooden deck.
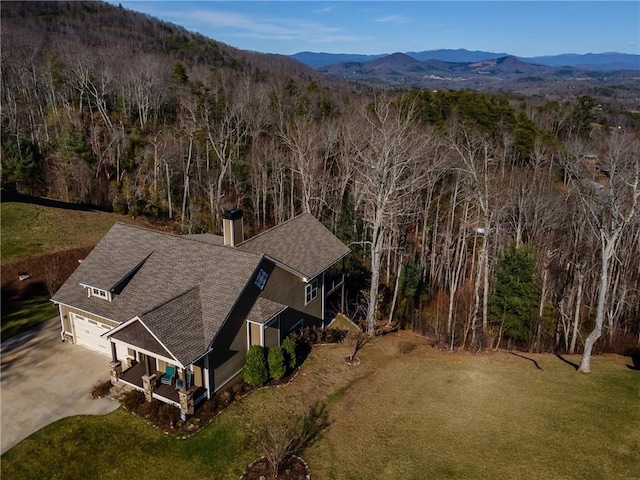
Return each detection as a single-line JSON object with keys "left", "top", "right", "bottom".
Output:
{"left": 120, "top": 362, "right": 206, "bottom": 408}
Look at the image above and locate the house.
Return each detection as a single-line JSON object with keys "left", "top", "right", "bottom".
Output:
{"left": 51, "top": 211, "right": 349, "bottom": 417}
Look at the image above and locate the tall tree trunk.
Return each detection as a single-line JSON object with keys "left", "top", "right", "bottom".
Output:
{"left": 569, "top": 268, "right": 584, "bottom": 354}
{"left": 388, "top": 261, "right": 402, "bottom": 326}
{"left": 578, "top": 233, "right": 618, "bottom": 372}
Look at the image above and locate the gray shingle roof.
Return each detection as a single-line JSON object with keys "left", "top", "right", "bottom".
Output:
{"left": 238, "top": 213, "right": 351, "bottom": 279}
{"left": 246, "top": 297, "right": 287, "bottom": 324}
{"left": 52, "top": 223, "right": 263, "bottom": 365}
{"left": 110, "top": 319, "right": 172, "bottom": 359}
{"left": 139, "top": 287, "right": 207, "bottom": 364}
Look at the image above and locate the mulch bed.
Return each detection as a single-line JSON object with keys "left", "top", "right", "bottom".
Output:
{"left": 241, "top": 455, "right": 310, "bottom": 480}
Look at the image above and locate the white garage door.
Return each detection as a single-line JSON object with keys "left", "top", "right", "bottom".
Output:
{"left": 72, "top": 313, "right": 115, "bottom": 357}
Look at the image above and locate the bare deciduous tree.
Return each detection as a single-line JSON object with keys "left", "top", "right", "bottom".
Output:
{"left": 565, "top": 133, "right": 640, "bottom": 372}
{"left": 349, "top": 96, "right": 444, "bottom": 335}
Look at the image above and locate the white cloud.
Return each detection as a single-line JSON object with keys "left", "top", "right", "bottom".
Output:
{"left": 374, "top": 14, "right": 409, "bottom": 24}
{"left": 312, "top": 6, "right": 334, "bottom": 15}
{"left": 163, "top": 8, "right": 368, "bottom": 46}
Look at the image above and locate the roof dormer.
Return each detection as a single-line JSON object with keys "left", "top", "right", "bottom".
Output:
{"left": 82, "top": 285, "right": 113, "bottom": 302}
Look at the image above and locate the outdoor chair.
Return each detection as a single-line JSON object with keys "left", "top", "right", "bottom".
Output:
{"left": 160, "top": 365, "right": 176, "bottom": 385}
{"left": 176, "top": 371, "right": 192, "bottom": 390}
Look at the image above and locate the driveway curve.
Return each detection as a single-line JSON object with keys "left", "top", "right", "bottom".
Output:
{"left": 1, "top": 317, "right": 119, "bottom": 453}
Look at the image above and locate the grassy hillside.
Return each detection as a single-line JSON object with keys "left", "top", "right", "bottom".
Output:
{"left": 1, "top": 199, "right": 131, "bottom": 264}
{"left": 1, "top": 195, "right": 166, "bottom": 338}
{"left": 2, "top": 334, "right": 638, "bottom": 479}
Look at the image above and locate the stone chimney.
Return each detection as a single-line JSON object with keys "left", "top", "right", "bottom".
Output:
{"left": 222, "top": 208, "right": 244, "bottom": 247}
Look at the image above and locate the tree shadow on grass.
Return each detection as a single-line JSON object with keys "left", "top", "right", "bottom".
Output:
{"left": 554, "top": 353, "right": 579, "bottom": 371}
{"left": 626, "top": 349, "right": 640, "bottom": 371}
{"left": 1, "top": 190, "right": 102, "bottom": 212}
{"left": 509, "top": 351, "right": 543, "bottom": 371}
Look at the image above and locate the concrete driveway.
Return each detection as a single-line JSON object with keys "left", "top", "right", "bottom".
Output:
{"left": 1, "top": 317, "right": 119, "bottom": 454}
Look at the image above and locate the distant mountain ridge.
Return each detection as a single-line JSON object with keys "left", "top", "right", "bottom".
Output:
{"left": 292, "top": 49, "right": 640, "bottom": 71}
{"left": 314, "top": 52, "right": 639, "bottom": 91}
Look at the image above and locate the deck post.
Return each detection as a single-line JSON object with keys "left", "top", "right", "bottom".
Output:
{"left": 110, "top": 341, "right": 118, "bottom": 363}
{"left": 178, "top": 388, "right": 194, "bottom": 418}
{"left": 109, "top": 361, "right": 122, "bottom": 385}
{"left": 142, "top": 374, "right": 156, "bottom": 402}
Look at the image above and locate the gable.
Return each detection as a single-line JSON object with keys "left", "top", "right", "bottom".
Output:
{"left": 109, "top": 319, "right": 173, "bottom": 360}
{"left": 238, "top": 213, "right": 350, "bottom": 279}
{"left": 139, "top": 287, "right": 207, "bottom": 366}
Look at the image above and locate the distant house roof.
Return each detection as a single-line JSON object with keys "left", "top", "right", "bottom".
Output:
{"left": 238, "top": 213, "right": 350, "bottom": 279}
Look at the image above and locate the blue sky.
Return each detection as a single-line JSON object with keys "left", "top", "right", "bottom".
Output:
{"left": 111, "top": 1, "right": 640, "bottom": 57}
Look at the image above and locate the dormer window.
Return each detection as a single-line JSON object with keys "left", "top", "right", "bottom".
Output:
{"left": 92, "top": 288, "right": 108, "bottom": 299}
{"left": 82, "top": 285, "right": 112, "bottom": 301}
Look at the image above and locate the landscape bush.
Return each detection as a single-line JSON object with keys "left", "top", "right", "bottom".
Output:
{"left": 159, "top": 403, "right": 180, "bottom": 425}
{"left": 268, "top": 345, "right": 286, "bottom": 380}
{"left": 243, "top": 345, "right": 269, "bottom": 387}
{"left": 121, "top": 389, "right": 145, "bottom": 411}
{"left": 281, "top": 336, "right": 297, "bottom": 370}
{"left": 90, "top": 379, "right": 112, "bottom": 399}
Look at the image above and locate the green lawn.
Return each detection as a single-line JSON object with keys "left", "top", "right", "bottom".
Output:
{"left": 2, "top": 335, "right": 639, "bottom": 480}
{"left": 0, "top": 291, "right": 57, "bottom": 339}
{"left": 0, "top": 201, "right": 135, "bottom": 264}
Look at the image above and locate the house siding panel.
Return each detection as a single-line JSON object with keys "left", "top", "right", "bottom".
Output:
{"left": 261, "top": 263, "right": 322, "bottom": 319}
{"left": 192, "top": 362, "right": 203, "bottom": 388}
{"left": 212, "top": 324, "right": 246, "bottom": 390}
{"left": 265, "top": 321, "right": 279, "bottom": 348}
{"left": 209, "top": 270, "right": 263, "bottom": 392}
{"left": 249, "top": 322, "right": 261, "bottom": 346}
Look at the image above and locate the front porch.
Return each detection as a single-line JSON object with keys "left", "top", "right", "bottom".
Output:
{"left": 116, "top": 359, "right": 207, "bottom": 414}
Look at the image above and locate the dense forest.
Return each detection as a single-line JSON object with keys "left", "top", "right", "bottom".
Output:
{"left": 2, "top": 2, "right": 639, "bottom": 368}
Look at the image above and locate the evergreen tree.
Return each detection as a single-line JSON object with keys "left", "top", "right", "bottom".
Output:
{"left": 243, "top": 345, "right": 269, "bottom": 387}
{"left": 489, "top": 247, "right": 539, "bottom": 344}
{"left": 281, "top": 336, "right": 297, "bottom": 371}
{"left": 267, "top": 346, "right": 286, "bottom": 380}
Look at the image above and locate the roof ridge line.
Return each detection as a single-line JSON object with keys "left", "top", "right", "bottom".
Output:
{"left": 140, "top": 285, "right": 200, "bottom": 317}
{"left": 113, "top": 222, "right": 264, "bottom": 256}
{"left": 237, "top": 212, "right": 311, "bottom": 246}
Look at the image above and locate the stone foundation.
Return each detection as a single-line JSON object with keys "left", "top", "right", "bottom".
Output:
{"left": 142, "top": 374, "right": 156, "bottom": 402}
{"left": 178, "top": 389, "right": 194, "bottom": 417}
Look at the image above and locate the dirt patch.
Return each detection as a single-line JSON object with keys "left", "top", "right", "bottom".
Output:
{"left": 241, "top": 455, "right": 310, "bottom": 480}
{"left": 1, "top": 246, "right": 94, "bottom": 299}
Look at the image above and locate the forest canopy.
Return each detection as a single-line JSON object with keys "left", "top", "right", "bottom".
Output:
{"left": 2, "top": 1, "right": 639, "bottom": 363}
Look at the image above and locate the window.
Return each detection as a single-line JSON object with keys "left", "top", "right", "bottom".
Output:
{"left": 254, "top": 268, "right": 268, "bottom": 290}
{"left": 305, "top": 278, "right": 318, "bottom": 305}
{"left": 91, "top": 287, "right": 109, "bottom": 300}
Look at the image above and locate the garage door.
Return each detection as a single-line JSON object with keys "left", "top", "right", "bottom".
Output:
{"left": 71, "top": 313, "right": 115, "bottom": 357}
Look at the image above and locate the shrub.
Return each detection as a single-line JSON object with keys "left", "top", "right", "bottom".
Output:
{"left": 232, "top": 380, "right": 247, "bottom": 397}
{"left": 243, "top": 345, "right": 269, "bottom": 387}
{"left": 281, "top": 336, "right": 297, "bottom": 370}
{"left": 321, "top": 327, "right": 347, "bottom": 343}
{"left": 218, "top": 390, "right": 233, "bottom": 408}
{"left": 253, "top": 403, "right": 328, "bottom": 478}
{"left": 140, "top": 399, "right": 160, "bottom": 420}
{"left": 91, "top": 379, "right": 112, "bottom": 399}
{"left": 268, "top": 346, "right": 286, "bottom": 380}
{"left": 121, "top": 389, "right": 145, "bottom": 411}
{"left": 159, "top": 404, "right": 180, "bottom": 424}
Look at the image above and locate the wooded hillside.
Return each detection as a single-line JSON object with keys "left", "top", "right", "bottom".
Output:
{"left": 2, "top": 1, "right": 638, "bottom": 363}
